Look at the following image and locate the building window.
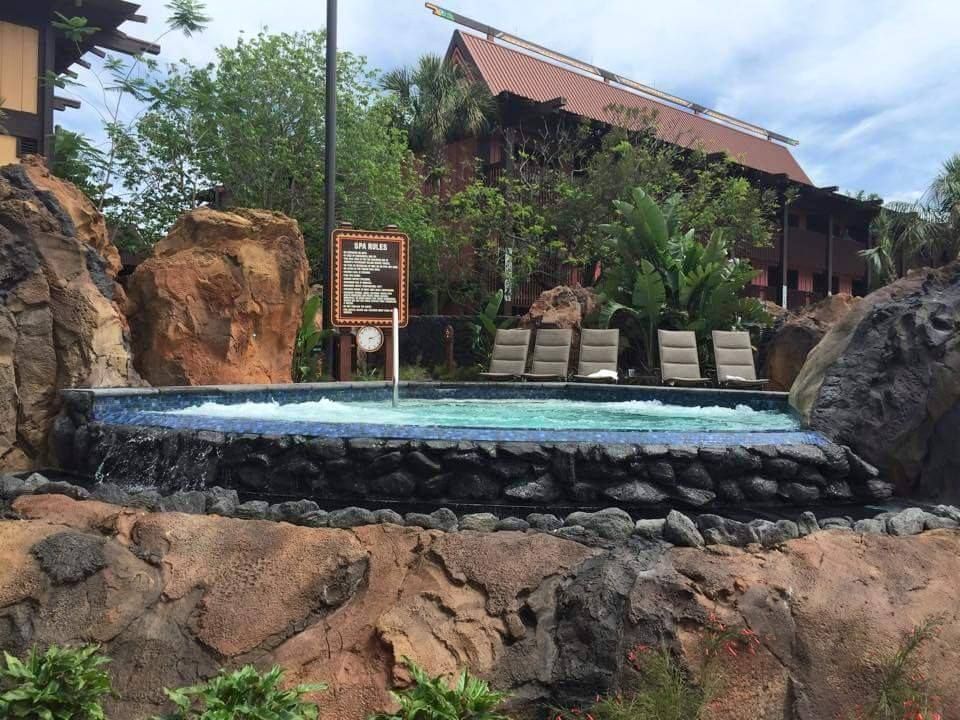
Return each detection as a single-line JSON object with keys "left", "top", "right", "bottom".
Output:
{"left": 806, "top": 213, "right": 829, "bottom": 234}
{"left": 767, "top": 266, "right": 781, "bottom": 288}
{"left": 812, "top": 272, "right": 828, "bottom": 295}
{"left": 787, "top": 269, "right": 799, "bottom": 290}
{"left": 787, "top": 213, "right": 800, "bottom": 228}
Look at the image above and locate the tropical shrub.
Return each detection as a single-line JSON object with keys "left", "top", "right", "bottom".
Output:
{"left": 552, "top": 614, "right": 760, "bottom": 720}
{"left": 292, "top": 295, "right": 330, "bottom": 382}
{"left": 370, "top": 657, "right": 510, "bottom": 720}
{"left": 154, "top": 665, "right": 324, "bottom": 720}
{"left": 0, "top": 644, "right": 112, "bottom": 720}
{"left": 468, "top": 289, "right": 518, "bottom": 365}
{"left": 597, "top": 187, "right": 768, "bottom": 370}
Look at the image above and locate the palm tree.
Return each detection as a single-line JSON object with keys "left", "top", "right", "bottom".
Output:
{"left": 380, "top": 54, "right": 493, "bottom": 191}
{"left": 865, "top": 153, "right": 960, "bottom": 286}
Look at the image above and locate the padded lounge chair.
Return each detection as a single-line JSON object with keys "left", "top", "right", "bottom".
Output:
{"left": 712, "top": 330, "right": 769, "bottom": 390}
{"left": 479, "top": 328, "right": 531, "bottom": 380}
{"left": 658, "top": 329, "right": 710, "bottom": 387}
{"left": 522, "top": 328, "right": 573, "bottom": 381}
{"left": 572, "top": 329, "right": 620, "bottom": 383}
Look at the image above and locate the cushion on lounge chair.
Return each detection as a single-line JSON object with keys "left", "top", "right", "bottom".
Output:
{"left": 577, "top": 329, "right": 620, "bottom": 378}
{"left": 486, "top": 328, "right": 531, "bottom": 376}
{"left": 658, "top": 329, "right": 708, "bottom": 384}
{"left": 712, "top": 330, "right": 760, "bottom": 383}
{"left": 525, "top": 328, "right": 572, "bottom": 379}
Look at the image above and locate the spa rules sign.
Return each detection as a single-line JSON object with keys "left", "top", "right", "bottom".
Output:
{"left": 331, "top": 227, "right": 410, "bottom": 327}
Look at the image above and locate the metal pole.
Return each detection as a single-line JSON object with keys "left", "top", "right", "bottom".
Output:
{"left": 392, "top": 308, "right": 400, "bottom": 407}
{"left": 826, "top": 213, "right": 834, "bottom": 296}
{"left": 323, "top": 0, "right": 338, "bottom": 376}
{"left": 781, "top": 200, "right": 789, "bottom": 309}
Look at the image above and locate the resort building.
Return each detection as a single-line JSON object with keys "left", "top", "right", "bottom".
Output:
{"left": 0, "top": 0, "right": 156, "bottom": 163}
{"left": 442, "top": 27, "right": 881, "bottom": 311}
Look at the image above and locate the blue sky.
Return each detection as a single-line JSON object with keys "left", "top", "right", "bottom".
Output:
{"left": 61, "top": 0, "right": 960, "bottom": 202}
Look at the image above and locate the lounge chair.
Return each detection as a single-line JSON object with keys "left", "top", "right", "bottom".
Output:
{"left": 572, "top": 328, "right": 620, "bottom": 383}
{"left": 658, "top": 329, "right": 710, "bottom": 387}
{"left": 712, "top": 330, "right": 769, "bottom": 390}
{"left": 522, "top": 328, "right": 573, "bottom": 381}
{"left": 479, "top": 328, "right": 531, "bottom": 380}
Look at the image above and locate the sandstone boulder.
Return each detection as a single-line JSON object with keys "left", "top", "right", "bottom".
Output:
{"left": 519, "top": 285, "right": 600, "bottom": 370}
{"left": 126, "top": 207, "right": 310, "bottom": 385}
{"left": 762, "top": 294, "right": 860, "bottom": 391}
{"left": 0, "top": 163, "right": 140, "bottom": 471}
{"left": 3, "top": 495, "right": 960, "bottom": 720}
{"left": 791, "top": 262, "right": 960, "bottom": 500}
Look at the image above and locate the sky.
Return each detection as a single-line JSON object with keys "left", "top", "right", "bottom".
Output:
{"left": 61, "top": 0, "right": 960, "bottom": 203}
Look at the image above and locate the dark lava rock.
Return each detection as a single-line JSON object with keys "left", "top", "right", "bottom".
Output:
{"left": 933, "top": 505, "right": 960, "bottom": 523}
{"left": 127, "top": 489, "right": 162, "bottom": 511}
{"left": 844, "top": 448, "right": 880, "bottom": 480}
{"left": 234, "top": 500, "right": 270, "bottom": 520}
{"left": 496, "top": 516, "right": 530, "bottom": 531}
{"left": 90, "top": 482, "right": 132, "bottom": 506}
{"left": 268, "top": 499, "right": 320, "bottom": 523}
{"left": 861, "top": 479, "right": 896, "bottom": 501}
{"left": 668, "top": 445, "right": 699, "bottom": 460}
{"left": 640, "top": 444, "right": 670, "bottom": 458}
{"left": 373, "top": 508, "right": 405, "bottom": 526}
{"left": 671, "top": 486, "right": 716, "bottom": 507}
{"left": 368, "top": 470, "right": 417, "bottom": 498}
{"left": 854, "top": 518, "right": 886, "bottom": 534}
{"left": 778, "top": 444, "right": 827, "bottom": 466}
{"left": 741, "top": 475, "right": 779, "bottom": 501}
{"left": 505, "top": 474, "right": 561, "bottom": 502}
{"left": 603, "top": 480, "right": 667, "bottom": 505}
{"left": 329, "top": 507, "right": 376, "bottom": 528}
{"left": 750, "top": 519, "right": 800, "bottom": 547}
{"left": 663, "top": 510, "right": 704, "bottom": 548}
{"left": 797, "top": 511, "right": 819, "bottom": 536}
{"left": 646, "top": 460, "right": 675, "bottom": 484}
{"left": 417, "top": 473, "right": 450, "bottom": 498}
{"left": 347, "top": 438, "right": 386, "bottom": 462}
{"left": 300, "top": 510, "right": 330, "bottom": 528}
{"left": 366, "top": 451, "right": 404, "bottom": 477}
{"left": 307, "top": 437, "right": 346, "bottom": 460}
{"left": 823, "top": 480, "right": 853, "bottom": 500}
{"left": 459, "top": 513, "right": 499, "bottom": 532}
{"left": 603, "top": 444, "right": 636, "bottom": 464}
{"left": 697, "top": 514, "right": 758, "bottom": 547}
{"left": 447, "top": 473, "right": 501, "bottom": 501}
{"left": 925, "top": 515, "right": 959, "bottom": 530}
{"left": 569, "top": 482, "right": 600, "bottom": 503}
{"left": 792, "top": 263, "right": 960, "bottom": 501}
{"left": 161, "top": 491, "right": 207, "bottom": 514}
{"left": 404, "top": 451, "right": 441, "bottom": 477}
{"left": 205, "top": 487, "right": 239, "bottom": 516}
{"left": 564, "top": 508, "right": 634, "bottom": 541}
{"left": 33, "top": 481, "right": 90, "bottom": 500}
{"left": 886, "top": 508, "right": 932, "bottom": 536}
{"left": 820, "top": 443, "right": 850, "bottom": 476}
{"left": 820, "top": 516, "right": 854, "bottom": 530}
{"left": 762, "top": 457, "right": 799, "bottom": 479}
{"left": 633, "top": 518, "right": 665, "bottom": 539}
{"left": 498, "top": 442, "right": 549, "bottom": 463}
{"left": 430, "top": 508, "right": 459, "bottom": 532}
{"left": 715, "top": 479, "right": 746, "bottom": 503}
{"left": 403, "top": 512, "right": 436, "bottom": 529}
{"left": 0, "top": 475, "right": 26, "bottom": 500}
{"left": 677, "top": 463, "right": 713, "bottom": 490}
{"left": 778, "top": 482, "right": 821, "bottom": 504}
{"left": 796, "top": 466, "right": 827, "bottom": 486}
{"left": 526, "top": 513, "right": 562, "bottom": 531}
{"left": 31, "top": 532, "right": 107, "bottom": 584}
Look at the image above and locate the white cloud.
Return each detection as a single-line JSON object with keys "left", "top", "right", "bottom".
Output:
{"left": 59, "top": 0, "right": 959, "bottom": 200}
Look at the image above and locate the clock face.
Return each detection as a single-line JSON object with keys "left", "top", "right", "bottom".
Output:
{"left": 356, "top": 326, "right": 384, "bottom": 353}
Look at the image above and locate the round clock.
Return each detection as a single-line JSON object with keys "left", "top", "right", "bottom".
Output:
{"left": 356, "top": 326, "right": 384, "bottom": 353}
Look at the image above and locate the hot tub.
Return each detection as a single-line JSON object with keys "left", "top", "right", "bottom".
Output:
{"left": 53, "top": 382, "right": 882, "bottom": 512}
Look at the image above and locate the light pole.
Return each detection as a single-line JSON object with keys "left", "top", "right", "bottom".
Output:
{"left": 323, "top": 0, "right": 337, "bottom": 374}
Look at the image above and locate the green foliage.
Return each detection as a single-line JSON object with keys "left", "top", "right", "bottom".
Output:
{"left": 468, "top": 289, "right": 515, "bottom": 364}
{"left": 865, "top": 153, "right": 960, "bottom": 287}
{"left": 51, "top": 127, "right": 108, "bottom": 201}
{"left": 51, "top": 12, "right": 100, "bottom": 42}
{"left": 858, "top": 616, "right": 945, "bottom": 720}
{"left": 370, "top": 657, "right": 510, "bottom": 720}
{"left": 0, "top": 644, "right": 112, "bottom": 720}
{"left": 292, "top": 295, "right": 330, "bottom": 382}
{"left": 155, "top": 665, "right": 324, "bottom": 720}
{"left": 598, "top": 187, "right": 768, "bottom": 369}
{"left": 381, "top": 53, "right": 493, "bottom": 189}
{"left": 165, "top": 0, "right": 212, "bottom": 36}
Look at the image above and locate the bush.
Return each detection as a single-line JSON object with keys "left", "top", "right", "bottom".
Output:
{"left": 155, "top": 665, "right": 325, "bottom": 720}
{"left": 0, "top": 644, "right": 112, "bottom": 720}
{"left": 370, "top": 657, "right": 511, "bottom": 720}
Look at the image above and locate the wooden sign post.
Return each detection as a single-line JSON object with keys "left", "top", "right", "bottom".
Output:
{"left": 330, "top": 226, "right": 410, "bottom": 381}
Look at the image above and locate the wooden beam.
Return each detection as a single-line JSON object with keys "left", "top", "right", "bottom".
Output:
{"left": 128, "top": 13, "right": 148, "bottom": 23}
{"left": 93, "top": 30, "right": 161, "bottom": 57}
{"left": 89, "top": 47, "right": 107, "bottom": 58}
{"left": 74, "top": 58, "right": 92, "bottom": 69}
{"left": 52, "top": 96, "right": 82, "bottom": 111}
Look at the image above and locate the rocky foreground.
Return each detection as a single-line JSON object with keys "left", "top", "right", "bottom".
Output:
{"left": 1, "top": 493, "right": 958, "bottom": 720}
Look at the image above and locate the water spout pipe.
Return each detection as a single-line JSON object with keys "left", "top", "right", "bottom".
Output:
{"left": 392, "top": 308, "right": 400, "bottom": 407}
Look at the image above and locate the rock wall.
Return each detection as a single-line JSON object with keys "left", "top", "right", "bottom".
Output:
{"left": 791, "top": 263, "right": 960, "bottom": 500}
{"left": 0, "top": 162, "right": 139, "bottom": 471}
{"left": 761, "top": 294, "right": 860, "bottom": 391}
{"left": 2, "top": 494, "right": 959, "bottom": 720}
{"left": 126, "top": 207, "right": 309, "bottom": 386}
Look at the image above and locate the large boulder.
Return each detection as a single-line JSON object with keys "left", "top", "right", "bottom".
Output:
{"left": 519, "top": 285, "right": 600, "bottom": 369}
{"left": 791, "top": 262, "right": 960, "bottom": 500}
{"left": 762, "top": 294, "right": 861, "bottom": 391}
{"left": 0, "top": 163, "right": 139, "bottom": 471}
{"left": 126, "top": 208, "right": 310, "bottom": 385}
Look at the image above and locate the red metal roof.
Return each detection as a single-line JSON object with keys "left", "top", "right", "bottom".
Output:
{"left": 454, "top": 31, "right": 812, "bottom": 185}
